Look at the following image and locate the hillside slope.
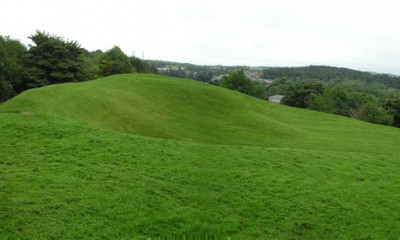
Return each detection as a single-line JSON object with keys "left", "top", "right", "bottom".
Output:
{"left": 262, "top": 65, "right": 400, "bottom": 88}
{"left": 0, "top": 74, "right": 398, "bottom": 153}
{"left": 1, "top": 74, "right": 400, "bottom": 239}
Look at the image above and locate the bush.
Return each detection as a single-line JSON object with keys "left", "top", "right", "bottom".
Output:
{"left": 99, "top": 46, "right": 133, "bottom": 76}
{"left": 220, "top": 70, "right": 255, "bottom": 95}
{"left": 282, "top": 80, "right": 324, "bottom": 108}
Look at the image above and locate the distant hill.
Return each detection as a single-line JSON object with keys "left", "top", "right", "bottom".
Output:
{"left": 262, "top": 65, "right": 400, "bottom": 88}
{"left": 1, "top": 74, "right": 400, "bottom": 238}
{"left": 145, "top": 61, "right": 400, "bottom": 89}
{"left": 146, "top": 59, "right": 247, "bottom": 70}
{"left": 145, "top": 60, "right": 248, "bottom": 82}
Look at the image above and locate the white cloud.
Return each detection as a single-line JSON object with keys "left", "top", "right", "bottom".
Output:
{"left": 1, "top": 0, "right": 400, "bottom": 74}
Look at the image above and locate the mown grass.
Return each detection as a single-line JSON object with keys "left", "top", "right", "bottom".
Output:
{"left": 1, "top": 74, "right": 400, "bottom": 239}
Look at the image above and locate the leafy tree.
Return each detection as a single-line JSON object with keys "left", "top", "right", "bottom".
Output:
{"left": 363, "top": 102, "right": 393, "bottom": 125}
{"left": 99, "top": 46, "right": 133, "bottom": 76}
{"left": 307, "top": 87, "right": 341, "bottom": 114}
{"left": 346, "top": 99, "right": 392, "bottom": 125}
{"left": 83, "top": 49, "right": 104, "bottom": 80}
{"left": 220, "top": 70, "right": 255, "bottom": 95}
{"left": 0, "top": 36, "right": 27, "bottom": 97}
{"left": 307, "top": 85, "right": 393, "bottom": 125}
{"left": 130, "top": 57, "right": 158, "bottom": 74}
{"left": 166, "top": 69, "right": 186, "bottom": 78}
{"left": 25, "top": 31, "right": 88, "bottom": 88}
{"left": 253, "top": 83, "right": 267, "bottom": 99}
{"left": 384, "top": 94, "right": 400, "bottom": 127}
{"left": 194, "top": 70, "right": 213, "bottom": 82}
{"left": 0, "top": 80, "right": 13, "bottom": 102}
{"left": 262, "top": 65, "right": 400, "bottom": 89}
{"left": 130, "top": 56, "right": 145, "bottom": 73}
{"left": 308, "top": 86, "right": 361, "bottom": 116}
{"left": 282, "top": 80, "right": 324, "bottom": 108}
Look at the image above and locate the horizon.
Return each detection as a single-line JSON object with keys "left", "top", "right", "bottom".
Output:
{"left": 143, "top": 60, "right": 400, "bottom": 76}
{"left": 2, "top": 0, "right": 400, "bottom": 75}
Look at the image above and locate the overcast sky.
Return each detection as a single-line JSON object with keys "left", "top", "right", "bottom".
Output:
{"left": 1, "top": 0, "right": 400, "bottom": 74}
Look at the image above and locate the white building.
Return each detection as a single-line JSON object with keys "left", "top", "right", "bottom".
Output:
{"left": 157, "top": 67, "right": 170, "bottom": 72}
{"left": 268, "top": 95, "right": 284, "bottom": 103}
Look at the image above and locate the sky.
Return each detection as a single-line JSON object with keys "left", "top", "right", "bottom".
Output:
{"left": 1, "top": 0, "right": 400, "bottom": 74}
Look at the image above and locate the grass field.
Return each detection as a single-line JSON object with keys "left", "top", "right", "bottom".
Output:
{"left": 1, "top": 74, "right": 400, "bottom": 239}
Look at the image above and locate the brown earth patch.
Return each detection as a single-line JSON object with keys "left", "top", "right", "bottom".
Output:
{"left": 20, "top": 111, "right": 35, "bottom": 116}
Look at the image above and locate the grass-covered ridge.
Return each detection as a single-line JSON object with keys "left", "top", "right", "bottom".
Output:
{"left": 1, "top": 74, "right": 398, "bottom": 153}
{"left": 1, "top": 74, "right": 400, "bottom": 239}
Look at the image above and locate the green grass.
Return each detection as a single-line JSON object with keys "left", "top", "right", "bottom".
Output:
{"left": 1, "top": 74, "right": 400, "bottom": 239}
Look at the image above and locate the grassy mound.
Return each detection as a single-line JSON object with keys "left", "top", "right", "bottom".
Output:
{"left": 1, "top": 74, "right": 399, "bottom": 239}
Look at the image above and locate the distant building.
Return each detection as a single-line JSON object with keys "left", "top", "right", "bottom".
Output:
{"left": 210, "top": 74, "right": 227, "bottom": 84}
{"left": 157, "top": 67, "right": 170, "bottom": 73}
{"left": 263, "top": 79, "right": 273, "bottom": 85}
{"left": 268, "top": 95, "right": 284, "bottom": 103}
{"left": 244, "top": 70, "right": 272, "bottom": 85}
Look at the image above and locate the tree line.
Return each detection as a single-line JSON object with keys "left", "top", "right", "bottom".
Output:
{"left": 278, "top": 79, "right": 399, "bottom": 126}
{"left": 263, "top": 66, "right": 400, "bottom": 128}
{"left": 0, "top": 31, "right": 157, "bottom": 102}
{"left": 219, "top": 70, "right": 267, "bottom": 99}
{"left": 2, "top": 32, "right": 400, "bottom": 128}
{"left": 147, "top": 60, "right": 248, "bottom": 82}
{"left": 262, "top": 65, "right": 400, "bottom": 89}
{"left": 220, "top": 67, "right": 400, "bottom": 128}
